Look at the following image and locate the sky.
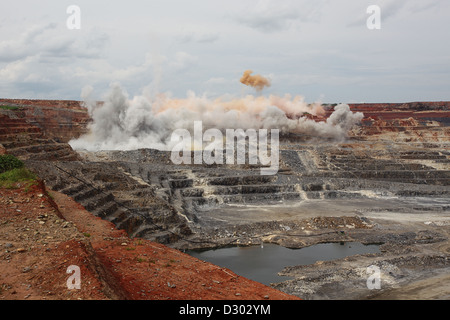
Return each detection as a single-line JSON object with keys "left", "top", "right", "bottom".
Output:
{"left": 0, "top": 0, "right": 449, "bottom": 103}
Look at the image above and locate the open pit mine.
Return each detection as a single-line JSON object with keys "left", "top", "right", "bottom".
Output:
{"left": 0, "top": 98, "right": 449, "bottom": 300}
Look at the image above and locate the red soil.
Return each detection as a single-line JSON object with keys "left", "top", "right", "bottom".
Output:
{"left": 0, "top": 181, "right": 300, "bottom": 300}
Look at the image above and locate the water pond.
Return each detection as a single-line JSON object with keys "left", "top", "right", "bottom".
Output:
{"left": 187, "top": 242, "right": 380, "bottom": 285}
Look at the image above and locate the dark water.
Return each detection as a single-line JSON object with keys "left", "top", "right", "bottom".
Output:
{"left": 187, "top": 242, "right": 380, "bottom": 286}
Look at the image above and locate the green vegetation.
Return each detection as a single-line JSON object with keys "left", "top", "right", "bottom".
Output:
{"left": 0, "top": 105, "right": 19, "bottom": 111}
{"left": 0, "top": 155, "right": 24, "bottom": 173}
{"left": 0, "top": 167, "right": 37, "bottom": 189}
{"left": 0, "top": 167, "right": 36, "bottom": 181}
{"left": 0, "top": 155, "right": 37, "bottom": 189}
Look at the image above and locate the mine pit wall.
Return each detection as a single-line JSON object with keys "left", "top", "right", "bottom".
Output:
{"left": 0, "top": 98, "right": 91, "bottom": 143}
{"left": 1, "top": 99, "right": 449, "bottom": 144}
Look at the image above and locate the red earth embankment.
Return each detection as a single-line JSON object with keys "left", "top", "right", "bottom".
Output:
{"left": 0, "top": 181, "right": 299, "bottom": 300}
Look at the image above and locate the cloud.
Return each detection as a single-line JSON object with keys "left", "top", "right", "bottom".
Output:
{"left": 0, "top": 23, "right": 109, "bottom": 63}
{"left": 0, "top": 56, "right": 35, "bottom": 82}
{"left": 169, "top": 51, "right": 198, "bottom": 70}
{"left": 196, "top": 33, "right": 220, "bottom": 43}
{"left": 347, "top": 0, "right": 447, "bottom": 28}
{"left": 409, "top": 0, "right": 446, "bottom": 13}
{"left": 176, "top": 31, "right": 220, "bottom": 44}
{"left": 204, "top": 77, "right": 229, "bottom": 85}
{"left": 0, "top": 23, "right": 55, "bottom": 62}
{"left": 0, "top": 23, "right": 111, "bottom": 98}
{"left": 233, "top": 0, "right": 328, "bottom": 33}
{"left": 380, "top": 0, "right": 446, "bottom": 20}
{"left": 234, "top": 2, "right": 300, "bottom": 33}
{"left": 0, "top": 0, "right": 448, "bottom": 102}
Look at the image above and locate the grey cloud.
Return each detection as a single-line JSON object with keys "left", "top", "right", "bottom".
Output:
{"left": 0, "top": 23, "right": 109, "bottom": 63}
{"left": 409, "top": 0, "right": 446, "bottom": 13}
{"left": 233, "top": 0, "right": 329, "bottom": 33}
{"left": 0, "top": 0, "right": 448, "bottom": 102}
{"left": 176, "top": 31, "right": 220, "bottom": 44}
{"left": 235, "top": 5, "right": 300, "bottom": 33}
{"left": 0, "top": 23, "right": 56, "bottom": 62}
{"left": 197, "top": 33, "right": 220, "bottom": 43}
{"left": 381, "top": 1, "right": 409, "bottom": 21}
{"left": 169, "top": 51, "right": 198, "bottom": 71}
{"left": 347, "top": 0, "right": 447, "bottom": 28}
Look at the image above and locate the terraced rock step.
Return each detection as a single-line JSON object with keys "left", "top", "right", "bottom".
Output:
{"left": 92, "top": 201, "right": 120, "bottom": 218}
{"left": 0, "top": 113, "right": 80, "bottom": 161}
{"left": 210, "top": 184, "right": 298, "bottom": 195}
{"left": 51, "top": 181, "right": 123, "bottom": 220}
{"left": 169, "top": 179, "right": 193, "bottom": 189}
{"left": 22, "top": 160, "right": 194, "bottom": 245}
{"left": 205, "top": 175, "right": 277, "bottom": 186}
{"left": 83, "top": 193, "right": 115, "bottom": 212}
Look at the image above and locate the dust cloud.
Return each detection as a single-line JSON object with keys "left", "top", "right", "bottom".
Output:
{"left": 240, "top": 70, "right": 271, "bottom": 91}
{"left": 69, "top": 73, "right": 364, "bottom": 152}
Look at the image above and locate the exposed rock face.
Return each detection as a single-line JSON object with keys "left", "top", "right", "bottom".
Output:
{"left": 0, "top": 99, "right": 90, "bottom": 143}
{"left": 350, "top": 102, "right": 450, "bottom": 143}
{"left": 0, "top": 112, "right": 80, "bottom": 161}
{"left": 2, "top": 98, "right": 448, "bottom": 144}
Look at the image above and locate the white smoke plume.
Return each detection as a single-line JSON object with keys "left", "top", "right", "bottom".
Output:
{"left": 69, "top": 83, "right": 364, "bottom": 151}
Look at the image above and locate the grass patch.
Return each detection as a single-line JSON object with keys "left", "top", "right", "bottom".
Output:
{"left": 0, "top": 167, "right": 38, "bottom": 189}
{"left": 0, "top": 155, "right": 24, "bottom": 173}
{"left": 0, "top": 155, "right": 37, "bottom": 189}
{"left": 0, "top": 105, "right": 20, "bottom": 111}
{"left": 0, "top": 167, "right": 36, "bottom": 181}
